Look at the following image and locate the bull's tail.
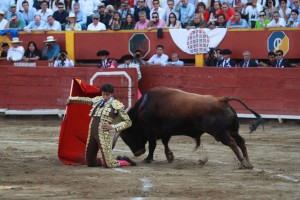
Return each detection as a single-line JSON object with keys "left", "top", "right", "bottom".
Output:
{"left": 223, "top": 97, "right": 264, "bottom": 133}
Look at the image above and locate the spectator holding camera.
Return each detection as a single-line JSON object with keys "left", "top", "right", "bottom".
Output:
{"left": 205, "top": 48, "right": 219, "bottom": 67}
{"left": 285, "top": 9, "right": 300, "bottom": 27}
{"left": 109, "top": 11, "right": 122, "bottom": 30}
{"left": 54, "top": 50, "right": 74, "bottom": 67}
{"left": 241, "top": 0, "right": 263, "bottom": 28}
{"left": 42, "top": 35, "right": 60, "bottom": 61}
{"left": 23, "top": 41, "right": 41, "bottom": 61}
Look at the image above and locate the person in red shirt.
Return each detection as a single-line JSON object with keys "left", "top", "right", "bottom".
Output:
{"left": 219, "top": 2, "right": 235, "bottom": 22}
{"left": 195, "top": 2, "right": 210, "bottom": 22}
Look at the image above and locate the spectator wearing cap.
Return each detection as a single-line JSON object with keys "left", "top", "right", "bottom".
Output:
{"left": 146, "top": 44, "right": 169, "bottom": 66}
{"left": 87, "top": 14, "right": 106, "bottom": 30}
{"left": 54, "top": 50, "right": 74, "bottom": 67}
{"left": 42, "top": 35, "right": 60, "bottom": 61}
{"left": 95, "top": 2, "right": 111, "bottom": 29}
{"left": 17, "top": 0, "right": 34, "bottom": 12}
{"left": 0, "top": 10, "right": 8, "bottom": 30}
{"left": 36, "top": 1, "right": 54, "bottom": 23}
{"left": 71, "top": 2, "right": 87, "bottom": 30}
{"left": 134, "top": 11, "right": 150, "bottom": 30}
{"left": 133, "top": 0, "right": 151, "bottom": 22}
{"left": 118, "top": 54, "right": 142, "bottom": 81}
{"left": 5, "top": 14, "right": 26, "bottom": 30}
{"left": 7, "top": 37, "right": 25, "bottom": 62}
{"left": 0, "top": 42, "right": 9, "bottom": 60}
{"left": 53, "top": 2, "right": 69, "bottom": 30}
{"left": 43, "top": 15, "right": 62, "bottom": 31}
{"left": 218, "top": 49, "right": 237, "bottom": 68}
{"left": 65, "top": 13, "right": 82, "bottom": 30}
{"left": 6, "top": 4, "right": 24, "bottom": 21}
{"left": 226, "top": 11, "right": 248, "bottom": 28}
{"left": 96, "top": 50, "right": 118, "bottom": 68}
{"left": 20, "top": 0, "right": 37, "bottom": 25}
{"left": 272, "top": 50, "right": 291, "bottom": 68}
{"left": 239, "top": 51, "right": 258, "bottom": 67}
{"left": 23, "top": 14, "right": 45, "bottom": 33}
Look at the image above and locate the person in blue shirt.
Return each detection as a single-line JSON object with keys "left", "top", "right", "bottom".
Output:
{"left": 42, "top": 35, "right": 60, "bottom": 61}
{"left": 23, "top": 14, "right": 45, "bottom": 33}
{"left": 163, "top": 53, "right": 184, "bottom": 66}
{"left": 175, "top": 0, "right": 195, "bottom": 28}
{"left": 226, "top": 11, "right": 249, "bottom": 29}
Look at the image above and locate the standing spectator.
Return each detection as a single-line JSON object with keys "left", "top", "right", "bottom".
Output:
{"left": 5, "top": 14, "right": 26, "bottom": 30}
{"left": 266, "top": 10, "right": 286, "bottom": 27}
{"left": 273, "top": 50, "right": 291, "bottom": 68}
{"left": 42, "top": 35, "right": 60, "bottom": 61}
{"left": 49, "top": 0, "right": 64, "bottom": 12}
{"left": 147, "top": 11, "right": 165, "bottom": 29}
{"left": 286, "top": 9, "right": 300, "bottom": 27}
{"left": 226, "top": 11, "right": 248, "bottom": 28}
{"left": 175, "top": 0, "right": 195, "bottom": 28}
{"left": 53, "top": 2, "right": 69, "bottom": 30}
{"left": 134, "top": 11, "right": 150, "bottom": 30}
{"left": 241, "top": 0, "right": 263, "bottom": 28}
{"left": 0, "top": 10, "right": 8, "bottom": 30}
{"left": 96, "top": 50, "right": 118, "bottom": 68}
{"left": 43, "top": 15, "right": 62, "bottom": 31}
{"left": 186, "top": 13, "right": 207, "bottom": 29}
{"left": 134, "top": 0, "right": 150, "bottom": 22}
{"left": 118, "top": 0, "right": 133, "bottom": 23}
{"left": 105, "top": 5, "right": 115, "bottom": 26}
{"left": 17, "top": 0, "right": 34, "bottom": 12}
{"left": 132, "top": 49, "right": 146, "bottom": 66}
{"left": 239, "top": 51, "right": 258, "bottom": 67}
{"left": 23, "top": 14, "right": 45, "bottom": 32}
{"left": 65, "top": 12, "right": 82, "bottom": 30}
{"left": 219, "top": 2, "right": 235, "bottom": 22}
{"left": 255, "top": 10, "right": 270, "bottom": 28}
{"left": 211, "top": 1, "right": 222, "bottom": 18}
{"left": 118, "top": 54, "right": 142, "bottom": 81}
{"left": 121, "top": 13, "right": 136, "bottom": 29}
{"left": 164, "top": 12, "right": 182, "bottom": 28}
{"left": 7, "top": 37, "right": 25, "bottom": 62}
{"left": 37, "top": 1, "right": 54, "bottom": 23}
{"left": 150, "top": 0, "right": 165, "bottom": 20}
{"left": 163, "top": 53, "right": 184, "bottom": 66}
{"left": 109, "top": 11, "right": 122, "bottom": 30}
{"left": 54, "top": 50, "right": 74, "bottom": 67}
{"left": 71, "top": 2, "right": 86, "bottom": 30}
{"left": 147, "top": 44, "right": 169, "bottom": 66}
{"left": 6, "top": 4, "right": 24, "bottom": 21}
{"left": 23, "top": 41, "right": 41, "bottom": 61}
{"left": 258, "top": 51, "right": 276, "bottom": 67}
{"left": 87, "top": 13, "right": 106, "bottom": 30}
{"left": 0, "top": 42, "right": 9, "bottom": 60}
{"left": 264, "top": 0, "right": 277, "bottom": 20}
{"left": 214, "top": 13, "right": 227, "bottom": 27}
{"left": 0, "top": 1, "right": 15, "bottom": 15}
{"left": 218, "top": 49, "right": 237, "bottom": 67}
{"left": 278, "top": 0, "right": 291, "bottom": 22}
{"left": 20, "top": 0, "right": 37, "bottom": 25}
{"left": 195, "top": 2, "right": 210, "bottom": 22}
{"left": 163, "top": 0, "right": 179, "bottom": 23}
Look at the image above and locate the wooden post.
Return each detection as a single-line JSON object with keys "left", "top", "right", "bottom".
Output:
{"left": 195, "top": 54, "right": 204, "bottom": 67}
{"left": 65, "top": 31, "right": 75, "bottom": 62}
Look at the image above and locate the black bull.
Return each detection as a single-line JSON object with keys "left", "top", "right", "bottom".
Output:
{"left": 113, "top": 87, "right": 263, "bottom": 168}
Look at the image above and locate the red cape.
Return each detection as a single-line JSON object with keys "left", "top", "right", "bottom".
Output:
{"left": 58, "top": 78, "right": 101, "bottom": 165}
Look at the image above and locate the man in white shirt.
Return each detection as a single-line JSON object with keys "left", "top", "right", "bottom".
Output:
{"left": 36, "top": 1, "right": 54, "bottom": 23}
{"left": 241, "top": 0, "right": 263, "bottom": 28}
{"left": 150, "top": 0, "right": 165, "bottom": 20}
{"left": 54, "top": 50, "right": 74, "bottom": 67}
{"left": 267, "top": 10, "right": 286, "bottom": 28}
{"left": 0, "top": 10, "right": 8, "bottom": 30}
{"left": 87, "top": 14, "right": 106, "bottom": 30}
{"left": 118, "top": 54, "right": 142, "bottom": 81}
{"left": 147, "top": 45, "right": 169, "bottom": 66}
{"left": 7, "top": 37, "right": 25, "bottom": 62}
{"left": 17, "top": 0, "right": 34, "bottom": 12}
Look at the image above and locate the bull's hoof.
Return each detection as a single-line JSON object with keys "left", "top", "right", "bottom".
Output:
{"left": 143, "top": 158, "right": 153, "bottom": 163}
{"left": 240, "top": 158, "right": 253, "bottom": 169}
{"left": 166, "top": 151, "right": 174, "bottom": 163}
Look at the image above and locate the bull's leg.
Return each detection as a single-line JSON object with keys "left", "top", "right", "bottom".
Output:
{"left": 144, "top": 139, "right": 156, "bottom": 163}
{"left": 161, "top": 136, "right": 174, "bottom": 163}
{"left": 232, "top": 133, "right": 253, "bottom": 169}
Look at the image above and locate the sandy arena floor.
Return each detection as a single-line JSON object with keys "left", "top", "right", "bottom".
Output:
{"left": 0, "top": 116, "right": 299, "bottom": 200}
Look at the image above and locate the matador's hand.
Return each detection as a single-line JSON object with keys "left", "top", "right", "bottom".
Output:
{"left": 102, "top": 124, "right": 113, "bottom": 131}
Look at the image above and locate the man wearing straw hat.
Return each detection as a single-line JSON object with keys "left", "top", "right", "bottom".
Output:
{"left": 7, "top": 37, "right": 25, "bottom": 62}
{"left": 41, "top": 35, "right": 60, "bottom": 61}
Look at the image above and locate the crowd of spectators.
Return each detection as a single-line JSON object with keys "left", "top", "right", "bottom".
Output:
{"left": 1, "top": 0, "right": 299, "bottom": 32}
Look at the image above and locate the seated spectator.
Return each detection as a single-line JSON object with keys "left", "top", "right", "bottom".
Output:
{"left": 241, "top": 0, "right": 263, "bottom": 28}
{"left": 118, "top": 54, "right": 142, "bottom": 81}
{"left": 23, "top": 41, "right": 41, "bottom": 61}
{"left": 5, "top": 14, "right": 26, "bottom": 30}
{"left": 6, "top": 4, "right": 23, "bottom": 21}
{"left": 239, "top": 51, "right": 258, "bottom": 67}
{"left": 273, "top": 50, "right": 291, "bottom": 68}
{"left": 23, "top": 14, "right": 45, "bottom": 33}
{"left": 118, "top": 1, "right": 134, "bottom": 23}
{"left": 96, "top": 50, "right": 118, "bottom": 68}
{"left": 110, "top": 11, "right": 122, "bottom": 30}
{"left": 146, "top": 44, "right": 169, "bottom": 66}
{"left": 285, "top": 9, "right": 300, "bottom": 27}
{"left": 7, "top": 37, "right": 25, "bottom": 62}
{"left": 121, "top": 13, "right": 136, "bottom": 30}
{"left": 147, "top": 12, "right": 165, "bottom": 29}
{"left": 42, "top": 15, "right": 62, "bottom": 31}
{"left": 71, "top": 2, "right": 86, "bottom": 30}
{"left": 163, "top": 0, "right": 179, "bottom": 23}
{"left": 163, "top": 53, "right": 184, "bottom": 66}
{"left": 0, "top": 10, "right": 8, "bottom": 30}
{"left": 278, "top": 0, "right": 291, "bottom": 22}
{"left": 218, "top": 49, "right": 237, "bottom": 67}
{"left": 134, "top": 11, "right": 149, "bottom": 30}
{"left": 65, "top": 13, "right": 82, "bottom": 31}
{"left": 226, "top": 11, "right": 249, "bottom": 28}
{"left": 211, "top": 1, "right": 222, "bottom": 18}
{"left": 214, "top": 14, "right": 227, "bottom": 27}
{"left": 132, "top": 49, "right": 146, "bottom": 66}
{"left": 186, "top": 13, "right": 207, "bottom": 29}
{"left": 105, "top": 5, "right": 115, "bottom": 25}
{"left": 150, "top": 0, "right": 165, "bottom": 20}
{"left": 134, "top": 0, "right": 150, "bottom": 22}
{"left": 258, "top": 51, "right": 276, "bottom": 67}
{"left": 96, "top": 2, "right": 111, "bottom": 29}
{"left": 36, "top": 1, "right": 54, "bottom": 23}
{"left": 21, "top": 0, "right": 37, "bottom": 25}
{"left": 219, "top": 2, "right": 235, "bottom": 22}
{"left": 164, "top": 12, "right": 181, "bottom": 28}
{"left": 195, "top": 2, "right": 210, "bottom": 22}
{"left": 42, "top": 35, "right": 60, "bottom": 61}
{"left": 0, "top": 42, "right": 9, "bottom": 60}
{"left": 54, "top": 50, "right": 74, "bottom": 67}
{"left": 0, "top": 1, "right": 13, "bottom": 15}
{"left": 255, "top": 11, "right": 271, "bottom": 28}
{"left": 175, "top": 0, "right": 195, "bottom": 28}
{"left": 53, "top": 2, "right": 69, "bottom": 30}
{"left": 87, "top": 14, "right": 106, "bottom": 31}
{"left": 266, "top": 11, "right": 286, "bottom": 28}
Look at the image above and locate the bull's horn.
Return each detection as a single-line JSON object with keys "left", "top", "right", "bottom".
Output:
{"left": 112, "top": 132, "right": 120, "bottom": 149}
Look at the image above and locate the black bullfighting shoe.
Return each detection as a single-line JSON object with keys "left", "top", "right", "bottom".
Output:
{"left": 116, "top": 155, "right": 137, "bottom": 166}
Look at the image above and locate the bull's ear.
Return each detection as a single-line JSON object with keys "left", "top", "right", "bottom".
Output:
{"left": 112, "top": 132, "right": 120, "bottom": 149}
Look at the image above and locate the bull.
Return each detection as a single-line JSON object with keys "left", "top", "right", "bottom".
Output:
{"left": 113, "top": 87, "right": 263, "bottom": 168}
